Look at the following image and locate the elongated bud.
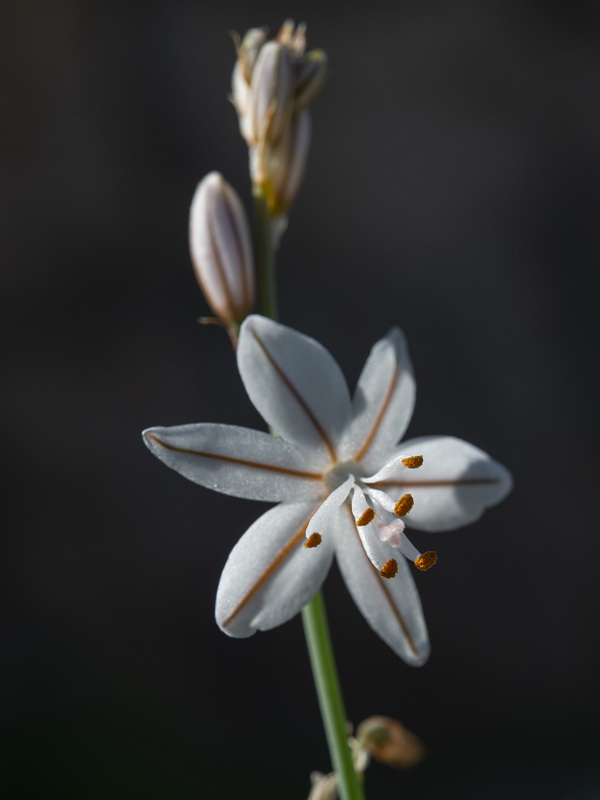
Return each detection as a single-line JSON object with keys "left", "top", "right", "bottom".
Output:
{"left": 294, "top": 49, "right": 328, "bottom": 113}
{"left": 235, "top": 26, "right": 268, "bottom": 83}
{"left": 266, "top": 110, "right": 311, "bottom": 216}
{"left": 249, "top": 41, "right": 295, "bottom": 148}
{"left": 231, "top": 28, "right": 268, "bottom": 143}
{"left": 189, "top": 172, "right": 254, "bottom": 327}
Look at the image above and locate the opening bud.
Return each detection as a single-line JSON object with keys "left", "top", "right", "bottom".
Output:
{"left": 231, "top": 21, "right": 327, "bottom": 204}
{"left": 189, "top": 173, "right": 254, "bottom": 329}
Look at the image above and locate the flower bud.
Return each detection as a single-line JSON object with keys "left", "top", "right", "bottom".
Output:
{"left": 231, "top": 28, "right": 268, "bottom": 143}
{"left": 236, "top": 26, "right": 268, "bottom": 83}
{"left": 355, "top": 716, "right": 426, "bottom": 769}
{"left": 249, "top": 41, "right": 295, "bottom": 148}
{"left": 189, "top": 172, "right": 254, "bottom": 327}
{"left": 266, "top": 110, "right": 311, "bottom": 216}
{"left": 294, "top": 49, "right": 328, "bottom": 113}
{"left": 231, "top": 62, "right": 249, "bottom": 139}
{"left": 231, "top": 21, "right": 327, "bottom": 224}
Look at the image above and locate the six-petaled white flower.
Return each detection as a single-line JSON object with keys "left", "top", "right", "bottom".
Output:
{"left": 143, "top": 315, "right": 511, "bottom": 665}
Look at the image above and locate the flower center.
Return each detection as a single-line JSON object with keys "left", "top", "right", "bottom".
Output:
{"left": 305, "top": 454, "right": 437, "bottom": 578}
{"left": 324, "top": 460, "right": 366, "bottom": 492}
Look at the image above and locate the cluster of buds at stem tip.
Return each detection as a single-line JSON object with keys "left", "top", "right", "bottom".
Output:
{"left": 189, "top": 172, "right": 255, "bottom": 337}
{"left": 231, "top": 20, "right": 327, "bottom": 218}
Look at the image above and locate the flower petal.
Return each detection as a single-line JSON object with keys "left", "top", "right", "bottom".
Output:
{"left": 340, "top": 328, "right": 415, "bottom": 472}
{"left": 332, "top": 505, "right": 429, "bottom": 666}
{"left": 369, "top": 436, "right": 512, "bottom": 532}
{"left": 216, "top": 501, "right": 334, "bottom": 637}
{"left": 143, "top": 424, "right": 323, "bottom": 502}
{"left": 237, "top": 316, "right": 352, "bottom": 467}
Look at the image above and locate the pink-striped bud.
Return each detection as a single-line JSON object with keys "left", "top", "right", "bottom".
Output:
{"left": 189, "top": 173, "right": 254, "bottom": 326}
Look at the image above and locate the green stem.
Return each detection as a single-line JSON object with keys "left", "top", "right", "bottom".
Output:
{"left": 302, "top": 592, "right": 365, "bottom": 800}
{"left": 253, "top": 180, "right": 363, "bottom": 800}
{"left": 253, "top": 186, "right": 279, "bottom": 320}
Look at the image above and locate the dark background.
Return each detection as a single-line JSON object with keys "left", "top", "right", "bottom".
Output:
{"left": 3, "top": 1, "right": 600, "bottom": 798}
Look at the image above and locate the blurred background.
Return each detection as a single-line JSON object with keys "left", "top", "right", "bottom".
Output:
{"left": 3, "top": 1, "right": 600, "bottom": 797}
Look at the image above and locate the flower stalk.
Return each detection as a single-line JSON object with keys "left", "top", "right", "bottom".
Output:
{"left": 254, "top": 178, "right": 364, "bottom": 800}
{"left": 302, "top": 592, "right": 366, "bottom": 800}
{"left": 253, "top": 185, "right": 279, "bottom": 321}
{"left": 142, "top": 21, "right": 513, "bottom": 800}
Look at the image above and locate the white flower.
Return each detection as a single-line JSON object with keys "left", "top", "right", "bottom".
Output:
{"left": 143, "top": 316, "right": 511, "bottom": 665}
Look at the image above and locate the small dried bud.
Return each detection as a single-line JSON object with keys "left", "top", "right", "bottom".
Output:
{"left": 189, "top": 172, "right": 254, "bottom": 327}
{"left": 356, "top": 716, "right": 426, "bottom": 769}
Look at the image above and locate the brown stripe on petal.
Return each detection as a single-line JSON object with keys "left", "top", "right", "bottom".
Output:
{"left": 146, "top": 434, "right": 323, "bottom": 480}
{"left": 225, "top": 191, "right": 251, "bottom": 317}
{"left": 251, "top": 330, "right": 338, "bottom": 463}
{"left": 222, "top": 517, "right": 312, "bottom": 628}
{"left": 353, "top": 363, "right": 399, "bottom": 462}
{"left": 372, "top": 477, "right": 501, "bottom": 489}
{"left": 204, "top": 203, "right": 237, "bottom": 322}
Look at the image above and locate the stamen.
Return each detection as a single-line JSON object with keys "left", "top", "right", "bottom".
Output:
{"left": 394, "top": 494, "right": 414, "bottom": 517}
{"left": 381, "top": 558, "right": 398, "bottom": 579}
{"left": 305, "top": 532, "right": 322, "bottom": 549}
{"left": 402, "top": 456, "right": 423, "bottom": 469}
{"left": 356, "top": 507, "right": 375, "bottom": 527}
{"left": 414, "top": 551, "right": 437, "bottom": 571}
